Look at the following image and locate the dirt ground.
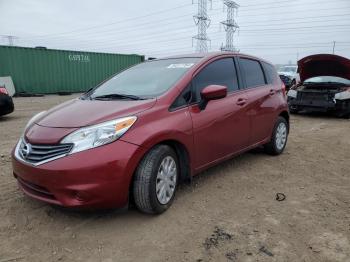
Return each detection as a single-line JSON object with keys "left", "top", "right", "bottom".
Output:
{"left": 0, "top": 95, "right": 349, "bottom": 262}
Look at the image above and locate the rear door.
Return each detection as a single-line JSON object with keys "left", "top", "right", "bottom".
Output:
{"left": 189, "top": 57, "right": 250, "bottom": 170}
{"left": 238, "top": 57, "right": 278, "bottom": 145}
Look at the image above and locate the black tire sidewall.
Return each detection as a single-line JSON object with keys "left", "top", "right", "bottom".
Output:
{"left": 148, "top": 147, "right": 179, "bottom": 214}
{"left": 272, "top": 117, "right": 288, "bottom": 154}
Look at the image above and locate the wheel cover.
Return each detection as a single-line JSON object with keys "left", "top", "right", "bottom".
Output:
{"left": 156, "top": 156, "right": 177, "bottom": 205}
{"left": 275, "top": 122, "right": 287, "bottom": 150}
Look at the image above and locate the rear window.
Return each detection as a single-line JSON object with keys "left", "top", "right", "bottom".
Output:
{"left": 262, "top": 62, "right": 279, "bottom": 84}
{"left": 240, "top": 58, "right": 266, "bottom": 88}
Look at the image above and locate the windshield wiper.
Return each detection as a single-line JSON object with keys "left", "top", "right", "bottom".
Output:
{"left": 92, "top": 93, "right": 145, "bottom": 100}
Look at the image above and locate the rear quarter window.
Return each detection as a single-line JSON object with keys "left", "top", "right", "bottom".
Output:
{"left": 262, "top": 62, "right": 279, "bottom": 84}
{"left": 239, "top": 58, "right": 266, "bottom": 88}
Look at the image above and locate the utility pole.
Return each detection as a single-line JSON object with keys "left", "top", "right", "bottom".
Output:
{"left": 193, "top": 0, "right": 212, "bottom": 53}
{"left": 220, "top": 0, "right": 239, "bottom": 52}
{"left": 332, "top": 41, "right": 336, "bottom": 54}
{"left": 2, "top": 35, "right": 17, "bottom": 46}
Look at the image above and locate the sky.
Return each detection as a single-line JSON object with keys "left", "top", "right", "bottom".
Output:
{"left": 0, "top": 0, "right": 349, "bottom": 64}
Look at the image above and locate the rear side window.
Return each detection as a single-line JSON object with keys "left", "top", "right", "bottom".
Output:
{"left": 192, "top": 58, "right": 239, "bottom": 101}
{"left": 262, "top": 62, "right": 279, "bottom": 84}
{"left": 240, "top": 58, "right": 266, "bottom": 88}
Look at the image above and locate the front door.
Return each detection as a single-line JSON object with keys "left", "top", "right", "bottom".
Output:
{"left": 189, "top": 57, "right": 250, "bottom": 170}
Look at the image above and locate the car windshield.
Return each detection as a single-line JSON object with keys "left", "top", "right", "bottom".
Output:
{"left": 304, "top": 76, "right": 350, "bottom": 85}
{"left": 89, "top": 58, "right": 199, "bottom": 99}
{"left": 280, "top": 66, "right": 297, "bottom": 73}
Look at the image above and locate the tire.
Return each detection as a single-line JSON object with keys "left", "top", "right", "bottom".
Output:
{"left": 335, "top": 111, "right": 350, "bottom": 119}
{"left": 264, "top": 117, "right": 289, "bottom": 155}
{"left": 133, "top": 145, "right": 179, "bottom": 214}
{"left": 288, "top": 105, "right": 299, "bottom": 114}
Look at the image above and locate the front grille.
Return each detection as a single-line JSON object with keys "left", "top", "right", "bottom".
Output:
{"left": 298, "top": 91, "right": 332, "bottom": 101}
{"left": 18, "top": 139, "right": 73, "bottom": 164}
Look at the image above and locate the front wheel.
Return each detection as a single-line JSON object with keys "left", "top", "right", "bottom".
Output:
{"left": 133, "top": 145, "right": 179, "bottom": 214}
{"left": 264, "top": 117, "right": 288, "bottom": 155}
{"left": 289, "top": 106, "right": 299, "bottom": 114}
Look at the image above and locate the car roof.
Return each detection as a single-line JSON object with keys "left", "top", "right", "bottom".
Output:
{"left": 156, "top": 51, "right": 273, "bottom": 65}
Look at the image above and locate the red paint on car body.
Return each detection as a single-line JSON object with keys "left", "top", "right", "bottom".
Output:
{"left": 12, "top": 52, "right": 289, "bottom": 209}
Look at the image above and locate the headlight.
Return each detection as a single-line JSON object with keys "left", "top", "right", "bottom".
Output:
{"left": 24, "top": 111, "right": 47, "bottom": 133}
{"left": 61, "top": 116, "right": 137, "bottom": 154}
{"left": 334, "top": 90, "right": 350, "bottom": 100}
{"left": 287, "top": 89, "right": 298, "bottom": 98}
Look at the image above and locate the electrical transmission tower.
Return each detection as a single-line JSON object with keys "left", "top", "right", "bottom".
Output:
{"left": 193, "top": 0, "right": 212, "bottom": 53}
{"left": 220, "top": 0, "right": 239, "bottom": 52}
{"left": 6, "top": 35, "right": 17, "bottom": 46}
{"left": 2, "top": 35, "right": 17, "bottom": 46}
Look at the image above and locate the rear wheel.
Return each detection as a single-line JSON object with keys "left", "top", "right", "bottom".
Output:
{"left": 133, "top": 145, "right": 179, "bottom": 214}
{"left": 264, "top": 117, "right": 288, "bottom": 155}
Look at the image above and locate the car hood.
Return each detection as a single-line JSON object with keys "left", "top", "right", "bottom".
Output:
{"left": 298, "top": 54, "right": 350, "bottom": 82}
{"left": 35, "top": 98, "right": 157, "bottom": 128}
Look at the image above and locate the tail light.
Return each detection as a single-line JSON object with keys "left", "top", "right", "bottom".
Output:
{"left": 0, "top": 86, "right": 8, "bottom": 95}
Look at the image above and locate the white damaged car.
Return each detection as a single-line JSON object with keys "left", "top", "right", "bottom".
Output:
{"left": 278, "top": 65, "right": 299, "bottom": 87}
{"left": 287, "top": 54, "right": 350, "bottom": 118}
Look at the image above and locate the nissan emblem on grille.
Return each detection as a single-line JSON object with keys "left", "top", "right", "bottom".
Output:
{"left": 21, "top": 142, "right": 31, "bottom": 158}
{"left": 17, "top": 140, "right": 73, "bottom": 165}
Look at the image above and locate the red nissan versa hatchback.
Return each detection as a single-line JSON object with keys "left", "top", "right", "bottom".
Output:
{"left": 12, "top": 52, "right": 289, "bottom": 214}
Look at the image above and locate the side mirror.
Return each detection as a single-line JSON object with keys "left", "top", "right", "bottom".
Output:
{"left": 199, "top": 85, "right": 227, "bottom": 110}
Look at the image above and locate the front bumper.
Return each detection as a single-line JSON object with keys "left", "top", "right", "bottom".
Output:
{"left": 288, "top": 96, "right": 336, "bottom": 112}
{"left": 12, "top": 139, "right": 146, "bottom": 209}
{"left": 288, "top": 97, "right": 350, "bottom": 114}
{"left": 0, "top": 94, "right": 14, "bottom": 116}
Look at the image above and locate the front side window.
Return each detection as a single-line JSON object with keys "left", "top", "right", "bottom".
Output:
{"left": 192, "top": 58, "right": 238, "bottom": 101}
{"left": 240, "top": 58, "right": 266, "bottom": 88}
{"left": 169, "top": 84, "right": 192, "bottom": 111}
{"left": 89, "top": 58, "right": 199, "bottom": 99}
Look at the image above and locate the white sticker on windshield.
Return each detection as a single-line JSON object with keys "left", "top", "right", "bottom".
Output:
{"left": 167, "top": 63, "right": 194, "bottom": 69}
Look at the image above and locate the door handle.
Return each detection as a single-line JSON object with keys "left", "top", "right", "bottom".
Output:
{"left": 269, "top": 89, "right": 276, "bottom": 95}
{"left": 236, "top": 98, "right": 247, "bottom": 106}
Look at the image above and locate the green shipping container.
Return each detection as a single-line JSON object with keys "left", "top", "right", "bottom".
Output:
{"left": 0, "top": 45, "right": 144, "bottom": 94}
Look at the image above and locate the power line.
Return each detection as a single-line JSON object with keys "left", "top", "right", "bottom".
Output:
{"left": 14, "top": 0, "right": 349, "bottom": 41}
{"left": 32, "top": 23, "right": 350, "bottom": 49}
{"left": 240, "top": 13, "right": 350, "bottom": 25}
{"left": 20, "top": 27, "right": 349, "bottom": 55}
{"left": 18, "top": 17, "right": 350, "bottom": 50}
{"left": 22, "top": 2, "right": 193, "bottom": 38}
{"left": 1, "top": 35, "right": 17, "bottom": 46}
{"left": 13, "top": 5, "right": 350, "bottom": 41}
{"left": 233, "top": 0, "right": 350, "bottom": 12}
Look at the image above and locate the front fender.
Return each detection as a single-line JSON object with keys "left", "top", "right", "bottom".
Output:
{"left": 120, "top": 106, "right": 194, "bottom": 162}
